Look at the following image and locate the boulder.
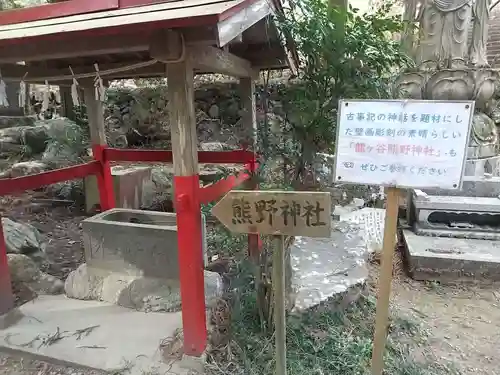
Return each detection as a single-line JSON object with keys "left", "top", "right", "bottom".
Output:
{"left": 0, "top": 124, "right": 49, "bottom": 154}
{"left": 199, "top": 142, "right": 233, "bottom": 152}
{"left": 208, "top": 104, "right": 220, "bottom": 119}
{"left": 40, "top": 118, "right": 88, "bottom": 164}
{"left": 65, "top": 264, "right": 224, "bottom": 312}
{"left": 2, "top": 217, "right": 48, "bottom": 265}
{"left": 8, "top": 254, "right": 64, "bottom": 295}
{"left": 23, "top": 126, "right": 50, "bottom": 154}
{"left": 8, "top": 160, "right": 48, "bottom": 178}
{"left": 0, "top": 116, "right": 36, "bottom": 129}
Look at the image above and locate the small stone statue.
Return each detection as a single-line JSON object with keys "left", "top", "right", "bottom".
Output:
{"left": 416, "top": 0, "right": 473, "bottom": 69}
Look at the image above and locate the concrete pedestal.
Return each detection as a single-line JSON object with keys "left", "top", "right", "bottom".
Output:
{"left": 65, "top": 209, "right": 219, "bottom": 313}
{"left": 403, "top": 230, "right": 500, "bottom": 282}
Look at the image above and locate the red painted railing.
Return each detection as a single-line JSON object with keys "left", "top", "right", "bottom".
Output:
{"left": 0, "top": 146, "right": 257, "bottom": 356}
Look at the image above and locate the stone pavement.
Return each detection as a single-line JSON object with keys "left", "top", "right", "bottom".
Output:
{"left": 0, "top": 296, "right": 198, "bottom": 375}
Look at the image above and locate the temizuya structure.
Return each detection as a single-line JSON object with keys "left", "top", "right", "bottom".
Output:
{"left": 0, "top": 0, "right": 297, "bottom": 358}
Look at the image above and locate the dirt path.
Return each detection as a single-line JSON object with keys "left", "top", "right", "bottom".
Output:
{"left": 392, "top": 278, "right": 500, "bottom": 375}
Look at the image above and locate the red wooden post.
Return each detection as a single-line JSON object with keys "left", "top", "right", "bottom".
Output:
{"left": 173, "top": 175, "right": 206, "bottom": 355}
{"left": 84, "top": 84, "right": 115, "bottom": 211}
{"left": 167, "top": 60, "right": 206, "bottom": 356}
{"left": 0, "top": 217, "right": 14, "bottom": 315}
{"left": 92, "top": 145, "right": 116, "bottom": 210}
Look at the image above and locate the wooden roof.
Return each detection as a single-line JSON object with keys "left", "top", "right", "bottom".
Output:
{"left": 0, "top": 0, "right": 298, "bottom": 83}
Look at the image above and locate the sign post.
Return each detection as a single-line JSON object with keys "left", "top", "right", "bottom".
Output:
{"left": 212, "top": 190, "right": 332, "bottom": 375}
{"left": 334, "top": 99, "right": 474, "bottom": 375}
{"left": 273, "top": 234, "right": 287, "bottom": 375}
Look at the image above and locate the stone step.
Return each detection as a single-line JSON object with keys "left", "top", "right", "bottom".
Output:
{"left": 403, "top": 230, "right": 500, "bottom": 282}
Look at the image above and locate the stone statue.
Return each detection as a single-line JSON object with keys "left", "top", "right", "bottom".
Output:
{"left": 416, "top": 0, "right": 473, "bottom": 69}
{"left": 470, "top": 0, "right": 492, "bottom": 67}
{"left": 402, "top": 0, "right": 420, "bottom": 52}
{"left": 396, "top": 0, "right": 500, "bottom": 179}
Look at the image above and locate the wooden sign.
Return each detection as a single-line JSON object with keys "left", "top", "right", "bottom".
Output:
{"left": 211, "top": 190, "right": 332, "bottom": 238}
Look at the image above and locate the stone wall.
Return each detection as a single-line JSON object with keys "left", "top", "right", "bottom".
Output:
{"left": 104, "top": 81, "right": 284, "bottom": 149}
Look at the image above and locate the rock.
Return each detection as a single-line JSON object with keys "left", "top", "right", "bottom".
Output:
{"left": 46, "top": 180, "right": 85, "bottom": 203}
{"left": 151, "top": 166, "right": 173, "bottom": 190}
{"left": 199, "top": 142, "right": 233, "bottom": 152}
{"left": 208, "top": 104, "right": 220, "bottom": 118}
{"left": 40, "top": 118, "right": 88, "bottom": 164}
{"left": 63, "top": 264, "right": 103, "bottom": 300}
{"left": 65, "top": 264, "right": 223, "bottom": 312}
{"left": 290, "top": 220, "right": 368, "bottom": 312}
{"left": 223, "top": 100, "right": 240, "bottom": 122}
{"left": 8, "top": 160, "right": 48, "bottom": 178}
{"left": 197, "top": 119, "right": 219, "bottom": 142}
{"left": 22, "top": 126, "right": 50, "bottom": 154}
{"left": 0, "top": 115, "right": 36, "bottom": 129}
{"left": 0, "top": 124, "right": 49, "bottom": 153}
{"left": 0, "top": 138, "right": 22, "bottom": 156}
{"left": 8, "top": 254, "right": 64, "bottom": 295}
{"left": 109, "top": 132, "right": 128, "bottom": 148}
{"left": 2, "top": 217, "right": 47, "bottom": 265}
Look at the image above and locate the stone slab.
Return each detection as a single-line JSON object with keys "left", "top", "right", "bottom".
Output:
{"left": 0, "top": 296, "right": 198, "bottom": 374}
{"left": 290, "top": 221, "right": 368, "bottom": 311}
{"left": 84, "top": 166, "right": 154, "bottom": 212}
{"left": 339, "top": 208, "right": 387, "bottom": 252}
{"left": 421, "top": 180, "right": 500, "bottom": 198}
{"left": 413, "top": 224, "right": 500, "bottom": 241}
{"left": 403, "top": 230, "right": 500, "bottom": 282}
{"left": 413, "top": 195, "right": 500, "bottom": 212}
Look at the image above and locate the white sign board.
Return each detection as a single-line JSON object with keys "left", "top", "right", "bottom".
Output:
{"left": 334, "top": 100, "right": 474, "bottom": 189}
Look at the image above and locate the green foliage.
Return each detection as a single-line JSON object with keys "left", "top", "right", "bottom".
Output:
{"left": 206, "top": 224, "right": 247, "bottom": 259}
{"left": 266, "top": 0, "right": 412, "bottom": 184}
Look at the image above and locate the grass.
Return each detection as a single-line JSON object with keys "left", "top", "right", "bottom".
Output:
{"left": 206, "top": 258, "right": 461, "bottom": 375}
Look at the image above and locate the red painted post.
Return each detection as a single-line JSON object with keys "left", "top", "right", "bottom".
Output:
{"left": 92, "top": 144, "right": 116, "bottom": 211}
{"left": 174, "top": 175, "right": 207, "bottom": 356}
{"left": 0, "top": 217, "right": 14, "bottom": 315}
{"left": 166, "top": 58, "right": 207, "bottom": 356}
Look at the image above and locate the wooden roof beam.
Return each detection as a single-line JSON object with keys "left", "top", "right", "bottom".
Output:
{"left": 0, "top": 27, "right": 216, "bottom": 64}
{"left": 150, "top": 29, "right": 257, "bottom": 78}
{"left": 188, "top": 45, "right": 257, "bottom": 78}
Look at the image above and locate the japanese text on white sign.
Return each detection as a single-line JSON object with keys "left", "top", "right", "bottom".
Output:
{"left": 334, "top": 100, "right": 474, "bottom": 189}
